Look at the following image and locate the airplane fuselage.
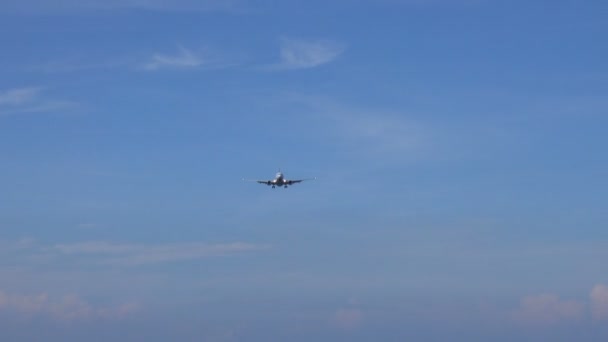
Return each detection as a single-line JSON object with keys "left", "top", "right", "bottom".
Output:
{"left": 271, "top": 173, "right": 286, "bottom": 187}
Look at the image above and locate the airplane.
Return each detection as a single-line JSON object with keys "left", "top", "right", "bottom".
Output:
{"left": 243, "top": 170, "right": 315, "bottom": 188}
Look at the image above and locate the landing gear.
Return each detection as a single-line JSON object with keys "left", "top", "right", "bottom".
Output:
{"left": 284, "top": 185, "right": 288, "bottom": 188}
{"left": 272, "top": 185, "right": 275, "bottom": 188}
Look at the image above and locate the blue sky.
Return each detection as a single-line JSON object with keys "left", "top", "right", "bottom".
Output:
{"left": 1, "top": 0, "right": 607, "bottom": 340}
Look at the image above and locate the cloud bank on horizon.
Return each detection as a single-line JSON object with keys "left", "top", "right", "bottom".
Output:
{"left": 0, "top": 289, "right": 138, "bottom": 321}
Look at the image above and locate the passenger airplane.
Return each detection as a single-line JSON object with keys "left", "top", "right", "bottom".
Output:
{"left": 244, "top": 171, "right": 315, "bottom": 188}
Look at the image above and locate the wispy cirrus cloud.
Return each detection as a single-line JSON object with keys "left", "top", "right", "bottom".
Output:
{"left": 0, "top": 238, "right": 269, "bottom": 267}
{"left": 26, "top": 46, "right": 235, "bottom": 73}
{"left": 0, "top": 87, "right": 77, "bottom": 116}
{"left": 53, "top": 241, "right": 269, "bottom": 266}
{"left": 0, "top": 87, "right": 41, "bottom": 106}
{"left": 142, "top": 46, "right": 234, "bottom": 71}
{"left": 0, "top": 289, "right": 137, "bottom": 321}
{"left": 143, "top": 46, "right": 204, "bottom": 71}
{"left": 278, "top": 94, "right": 429, "bottom": 160}
{"left": 263, "top": 38, "right": 345, "bottom": 71}
{"left": 27, "top": 59, "right": 131, "bottom": 73}
{"left": 0, "top": 0, "right": 239, "bottom": 14}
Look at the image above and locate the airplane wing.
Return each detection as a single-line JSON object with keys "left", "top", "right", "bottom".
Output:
{"left": 285, "top": 178, "right": 316, "bottom": 185}
{"left": 242, "top": 178, "right": 271, "bottom": 185}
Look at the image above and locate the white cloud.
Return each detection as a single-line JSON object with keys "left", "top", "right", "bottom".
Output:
{"left": 26, "top": 47, "right": 236, "bottom": 74}
{"left": 27, "top": 59, "right": 130, "bottom": 73}
{"left": 53, "top": 240, "right": 269, "bottom": 266}
{"left": 1, "top": 238, "right": 269, "bottom": 267}
{"left": 334, "top": 111, "right": 425, "bottom": 155}
{"left": 0, "top": 289, "right": 137, "bottom": 321}
{"left": 0, "top": 87, "right": 77, "bottom": 116}
{"left": 141, "top": 46, "right": 236, "bottom": 71}
{"left": 513, "top": 294, "right": 585, "bottom": 326}
{"left": 265, "top": 39, "right": 345, "bottom": 70}
{"left": 0, "top": 0, "right": 239, "bottom": 14}
{"left": 331, "top": 308, "right": 364, "bottom": 330}
{"left": 590, "top": 284, "right": 608, "bottom": 321}
{"left": 100, "top": 0, "right": 238, "bottom": 11}
{"left": 281, "top": 95, "right": 428, "bottom": 160}
{"left": 143, "top": 46, "right": 205, "bottom": 71}
{"left": 0, "top": 87, "right": 41, "bottom": 106}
